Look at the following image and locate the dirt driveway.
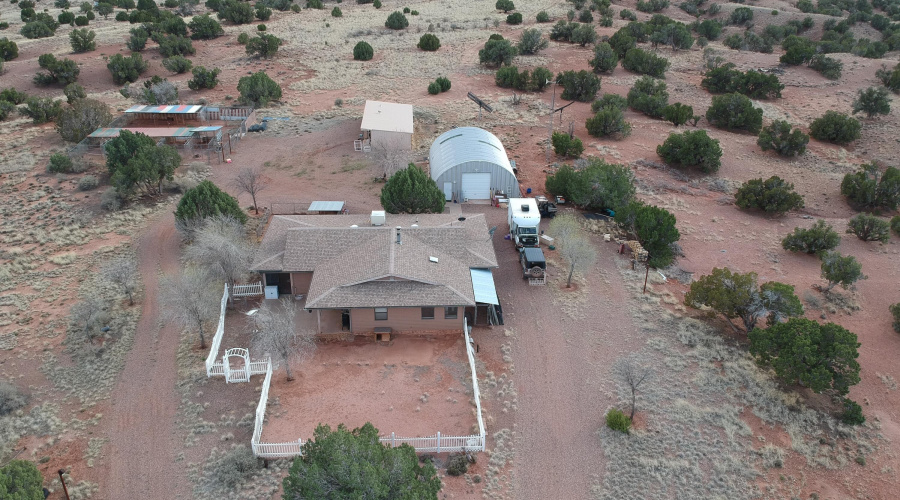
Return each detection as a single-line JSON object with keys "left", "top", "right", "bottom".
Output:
{"left": 101, "top": 212, "right": 187, "bottom": 499}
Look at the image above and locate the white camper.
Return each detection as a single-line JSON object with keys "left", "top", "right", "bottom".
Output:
{"left": 507, "top": 198, "right": 540, "bottom": 249}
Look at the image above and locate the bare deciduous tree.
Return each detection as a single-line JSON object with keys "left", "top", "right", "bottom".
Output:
{"left": 184, "top": 215, "right": 255, "bottom": 306}
{"left": 101, "top": 255, "right": 138, "bottom": 305}
{"left": 370, "top": 144, "right": 409, "bottom": 180}
{"left": 252, "top": 298, "right": 316, "bottom": 381}
{"left": 548, "top": 213, "right": 598, "bottom": 287}
{"left": 70, "top": 296, "right": 107, "bottom": 344}
{"left": 231, "top": 167, "right": 269, "bottom": 215}
{"left": 161, "top": 267, "right": 220, "bottom": 348}
{"left": 617, "top": 357, "right": 652, "bottom": 420}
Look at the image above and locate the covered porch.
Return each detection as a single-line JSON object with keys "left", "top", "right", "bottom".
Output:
{"left": 291, "top": 295, "right": 347, "bottom": 335}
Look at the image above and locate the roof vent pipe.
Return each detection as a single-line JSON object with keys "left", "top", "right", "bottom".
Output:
{"left": 396, "top": 226, "right": 402, "bottom": 245}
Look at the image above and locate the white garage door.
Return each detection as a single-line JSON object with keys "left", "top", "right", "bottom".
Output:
{"left": 461, "top": 173, "right": 491, "bottom": 200}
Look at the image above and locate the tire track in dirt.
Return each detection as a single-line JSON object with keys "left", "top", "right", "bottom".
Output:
{"left": 102, "top": 212, "right": 186, "bottom": 499}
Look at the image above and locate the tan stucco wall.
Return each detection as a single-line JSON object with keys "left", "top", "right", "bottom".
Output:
{"left": 350, "top": 306, "right": 463, "bottom": 333}
{"left": 372, "top": 130, "right": 412, "bottom": 151}
{"left": 290, "top": 272, "right": 313, "bottom": 295}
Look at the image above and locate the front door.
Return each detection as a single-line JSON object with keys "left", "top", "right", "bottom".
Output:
{"left": 444, "top": 182, "right": 453, "bottom": 201}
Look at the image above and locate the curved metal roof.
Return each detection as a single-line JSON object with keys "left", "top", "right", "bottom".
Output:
{"left": 428, "top": 127, "right": 514, "bottom": 181}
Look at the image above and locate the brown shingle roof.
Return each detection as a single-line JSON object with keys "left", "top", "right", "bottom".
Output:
{"left": 251, "top": 213, "right": 499, "bottom": 308}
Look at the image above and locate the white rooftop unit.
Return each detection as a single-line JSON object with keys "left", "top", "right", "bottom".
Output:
{"left": 371, "top": 210, "right": 386, "bottom": 226}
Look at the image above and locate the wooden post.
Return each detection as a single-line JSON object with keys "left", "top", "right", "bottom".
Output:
{"left": 317, "top": 310, "right": 321, "bottom": 333}
{"left": 228, "top": 132, "right": 233, "bottom": 154}
{"left": 391, "top": 432, "right": 395, "bottom": 448}
{"left": 643, "top": 260, "right": 650, "bottom": 294}
{"left": 58, "top": 469, "right": 71, "bottom": 500}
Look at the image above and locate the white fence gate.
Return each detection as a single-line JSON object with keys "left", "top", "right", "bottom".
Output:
{"left": 224, "top": 348, "right": 251, "bottom": 383}
{"left": 232, "top": 282, "right": 263, "bottom": 298}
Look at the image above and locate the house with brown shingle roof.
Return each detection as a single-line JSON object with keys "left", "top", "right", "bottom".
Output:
{"left": 251, "top": 213, "right": 500, "bottom": 335}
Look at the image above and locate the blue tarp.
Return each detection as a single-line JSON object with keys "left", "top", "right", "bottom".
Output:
{"left": 470, "top": 269, "right": 499, "bottom": 305}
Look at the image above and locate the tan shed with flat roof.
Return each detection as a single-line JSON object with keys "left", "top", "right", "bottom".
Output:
{"left": 360, "top": 101, "right": 413, "bottom": 151}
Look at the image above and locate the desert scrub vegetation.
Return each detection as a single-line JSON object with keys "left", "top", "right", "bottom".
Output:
{"left": 890, "top": 303, "right": 900, "bottom": 333}
{"left": 495, "top": 66, "right": 552, "bottom": 92}
{"left": 846, "top": 213, "right": 891, "bottom": 243}
{"left": 661, "top": 103, "right": 694, "bottom": 127}
{"left": 810, "top": 111, "right": 861, "bottom": 145}
{"left": 852, "top": 86, "right": 891, "bottom": 118}
{"left": 586, "top": 105, "right": 632, "bottom": 139}
{"left": 479, "top": 37, "right": 516, "bottom": 67}
{"left": 840, "top": 163, "right": 900, "bottom": 211}
{"left": 551, "top": 132, "right": 583, "bottom": 159}
{"left": 705, "top": 93, "right": 763, "bottom": 134}
{"left": 820, "top": 251, "right": 866, "bottom": 292}
{"left": 701, "top": 64, "right": 783, "bottom": 99}
{"left": 593, "top": 264, "right": 880, "bottom": 499}
{"left": 605, "top": 408, "right": 631, "bottom": 433}
{"left": 734, "top": 176, "right": 804, "bottom": 215}
{"left": 622, "top": 48, "right": 669, "bottom": 78}
{"left": 33, "top": 54, "right": 80, "bottom": 86}
{"left": 238, "top": 71, "right": 281, "bottom": 107}
{"left": 353, "top": 41, "right": 373, "bottom": 61}
{"left": 417, "top": 33, "right": 440, "bottom": 51}
{"left": 545, "top": 160, "right": 635, "bottom": 212}
{"left": 615, "top": 202, "right": 680, "bottom": 268}
{"left": 107, "top": 53, "right": 148, "bottom": 85}
{"left": 627, "top": 76, "right": 668, "bottom": 118}
{"left": 557, "top": 70, "right": 600, "bottom": 102}
{"left": 245, "top": 33, "right": 281, "bottom": 58}
{"left": 57, "top": 98, "right": 113, "bottom": 143}
{"left": 517, "top": 28, "right": 548, "bottom": 55}
{"left": 656, "top": 130, "right": 722, "bottom": 174}
{"left": 757, "top": 120, "right": 809, "bottom": 156}
{"left": 782, "top": 220, "right": 841, "bottom": 254}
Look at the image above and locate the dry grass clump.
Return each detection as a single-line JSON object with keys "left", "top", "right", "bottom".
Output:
{"left": 592, "top": 260, "right": 881, "bottom": 499}
{"left": 188, "top": 445, "right": 288, "bottom": 500}
{"left": 0, "top": 402, "right": 63, "bottom": 459}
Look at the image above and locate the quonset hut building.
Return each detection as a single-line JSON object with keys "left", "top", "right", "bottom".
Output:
{"left": 428, "top": 127, "right": 519, "bottom": 202}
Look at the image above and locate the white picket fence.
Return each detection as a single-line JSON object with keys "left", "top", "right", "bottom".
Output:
{"left": 205, "top": 283, "right": 487, "bottom": 458}
{"left": 232, "top": 282, "right": 263, "bottom": 298}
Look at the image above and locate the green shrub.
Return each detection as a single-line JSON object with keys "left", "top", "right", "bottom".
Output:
{"left": 307, "top": 0, "right": 323, "bottom": 8}
{"left": 418, "top": 33, "right": 440, "bottom": 51}
{"left": 189, "top": 14, "right": 224, "bottom": 40}
{"left": 592, "top": 93, "right": 627, "bottom": 112}
{"left": 730, "top": 6, "right": 753, "bottom": 25}
{"left": 479, "top": 38, "right": 517, "bottom": 67}
{"left": 237, "top": 32, "right": 249, "bottom": 45}
{"left": 218, "top": 0, "right": 254, "bottom": 24}
{"left": 0, "top": 101, "right": 13, "bottom": 121}
{"left": 21, "top": 97, "right": 62, "bottom": 124}
{"left": 69, "top": 27, "right": 96, "bottom": 53}
{"left": 507, "top": 12, "right": 522, "bottom": 24}
{"left": 809, "top": 54, "right": 842, "bottom": 80}
{"left": 245, "top": 33, "right": 280, "bottom": 58}
{"left": 877, "top": 63, "right": 900, "bottom": 93}
{"left": 620, "top": 9, "right": 636, "bottom": 21}
{"left": 353, "top": 41, "right": 373, "bottom": 61}
{"left": 810, "top": 111, "right": 860, "bottom": 145}
{"left": 657, "top": 129, "right": 722, "bottom": 173}
{"left": 578, "top": 9, "right": 593, "bottom": 23}
{"left": 551, "top": 132, "right": 584, "bottom": 158}
{"left": 606, "top": 408, "right": 632, "bottom": 433}
{"left": 590, "top": 42, "right": 617, "bottom": 74}
{"left": 331, "top": 6, "right": 341, "bottom": 17}
{"left": 546, "top": 159, "right": 635, "bottom": 211}
{"left": 63, "top": 82, "right": 86, "bottom": 104}
{"left": 0, "top": 38, "right": 18, "bottom": 61}
{"left": 48, "top": 152, "right": 74, "bottom": 173}
{"left": 33, "top": 54, "right": 80, "bottom": 86}
{"left": 570, "top": 23, "right": 597, "bottom": 46}
{"left": 781, "top": 220, "right": 841, "bottom": 254}
{"left": 518, "top": 28, "right": 548, "bottom": 55}
{"left": 636, "top": 0, "right": 668, "bottom": 13}
{"left": 846, "top": 213, "right": 890, "bottom": 243}
{"left": 890, "top": 302, "right": 900, "bottom": 333}
{"left": 436, "top": 76, "right": 451, "bottom": 92}
{"left": 427, "top": 81, "right": 440, "bottom": 95}
{"left": 107, "top": 53, "right": 148, "bottom": 84}
{"left": 840, "top": 164, "right": 900, "bottom": 212}
{"left": 557, "top": 70, "right": 600, "bottom": 102}
{"left": 156, "top": 34, "right": 195, "bottom": 58}
{"left": 74, "top": 15, "right": 89, "bottom": 26}
{"left": 115, "top": 11, "right": 129, "bottom": 21}
{"left": 238, "top": 71, "right": 281, "bottom": 106}
{"left": 126, "top": 30, "right": 148, "bottom": 52}
{"left": 187, "top": 66, "right": 220, "bottom": 90}
{"left": 892, "top": 215, "right": 900, "bottom": 236}
{"left": 852, "top": 86, "right": 891, "bottom": 118}
{"left": 0, "top": 460, "right": 44, "bottom": 497}
{"left": 706, "top": 93, "right": 763, "bottom": 133}
{"left": 163, "top": 55, "right": 193, "bottom": 73}
{"left": 735, "top": 176, "right": 804, "bottom": 215}
{"left": 841, "top": 398, "right": 865, "bottom": 425}
{"left": 1, "top": 88, "right": 28, "bottom": 104}
{"left": 59, "top": 10, "right": 76, "bottom": 25}
{"left": 757, "top": 120, "right": 809, "bottom": 156}
{"left": 701, "top": 64, "right": 783, "bottom": 99}
{"left": 446, "top": 454, "right": 468, "bottom": 476}
{"left": 586, "top": 106, "right": 632, "bottom": 139}
{"left": 255, "top": 4, "right": 272, "bottom": 20}
{"left": 495, "top": 0, "right": 514, "bottom": 13}
{"left": 696, "top": 19, "right": 722, "bottom": 40}
{"left": 21, "top": 21, "right": 57, "bottom": 38}
{"left": 536, "top": 10, "right": 550, "bottom": 22}
{"left": 820, "top": 251, "right": 866, "bottom": 291}
{"left": 550, "top": 20, "right": 576, "bottom": 43}
{"left": 622, "top": 48, "right": 669, "bottom": 78}
{"left": 57, "top": 98, "right": 111, "bottom": 142}
{"left": 385, "top": 11, "right": 408, "bottom": 29}
{"left": 627, "top": 76, "right": 668, "bottom": 118}
{"left": 257, "top": 24, "right": 266, "bottom": 31}
{"left": 662, "top": 103, "right": 692, "bottom": 127}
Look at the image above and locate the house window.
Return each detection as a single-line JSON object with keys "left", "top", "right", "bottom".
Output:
{"left": 374, "top": 308, "right": 388, "bottom": 321}
{"left": 421, "top": 307, "right": 435, "bottom": 320}
{"left": 444, "top": 307, "right": 458, "bottom": 319}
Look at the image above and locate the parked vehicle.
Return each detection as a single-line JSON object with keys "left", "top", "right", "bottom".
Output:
{"left": 535, "top": 195, "right": 557, "bottom": 218}
{"left": 520, "top": 247, "right": 546, "bottom": 280}
{"left": 508, "top": 198, "right": 540, "bottom": 248}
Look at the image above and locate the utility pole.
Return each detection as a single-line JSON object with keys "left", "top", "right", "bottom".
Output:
{"left": 58, "top": 469, "right": 71, "bottom": 500}
{"left": 545, "top": 79, "right": 557, "bottom": 164}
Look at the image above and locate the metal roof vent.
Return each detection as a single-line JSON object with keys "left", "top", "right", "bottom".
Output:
{"left": 371, "top": 210, "right": 385, "bottom": 226}
{"left": 429, "top": 256, "right": 439, "bottom": 263}
{"left": 411, "top": 223, "right": 418, "bottom": 228}
{"left": 350, "top": 225, "right": 358, "bottom": 228}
